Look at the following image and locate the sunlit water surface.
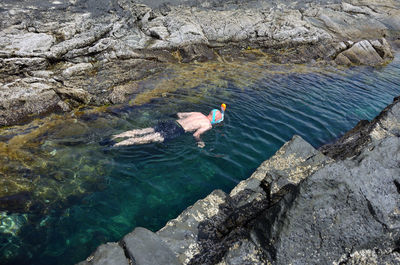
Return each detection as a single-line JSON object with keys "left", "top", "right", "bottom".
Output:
{"left": 1, "top": 56, "right": 400, "bottom": 265}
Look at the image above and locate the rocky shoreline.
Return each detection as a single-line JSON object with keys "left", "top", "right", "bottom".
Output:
{"left": 77, "top": 96, "right": 400, "bottom": 264}
{"left": 1, "top": 0, "right": 400, "bottom": 127}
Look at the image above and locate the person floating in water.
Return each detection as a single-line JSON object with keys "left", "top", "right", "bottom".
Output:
{"left": 112, "top": 103, "right": 226, "bottom": 148}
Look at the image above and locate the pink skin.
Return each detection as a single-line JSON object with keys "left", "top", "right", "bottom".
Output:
{"left": 113, "top": 110, "right": 223, "bottom": 148}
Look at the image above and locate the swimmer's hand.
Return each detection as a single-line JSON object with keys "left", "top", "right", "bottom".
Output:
{"left": 197, "top": 141, "right": 205, "bottom": 148}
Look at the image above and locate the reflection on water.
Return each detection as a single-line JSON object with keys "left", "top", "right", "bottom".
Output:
{"left": 0, "top": 56, "right": 400, "bottom": 264}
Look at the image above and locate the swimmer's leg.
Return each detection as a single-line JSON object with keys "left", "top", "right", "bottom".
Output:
{"left": 112, "top": 128, "right": 155, "bottom": 139}
{"left": 113, "top": 132, "right": 164, "bottom": 147}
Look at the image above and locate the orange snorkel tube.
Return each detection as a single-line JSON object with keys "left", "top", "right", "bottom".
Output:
{"left": 220, "top": 103, "right": 226, "bottom": 122}
{"left": 221, "top": 103, "right": 226, "bottom": 112}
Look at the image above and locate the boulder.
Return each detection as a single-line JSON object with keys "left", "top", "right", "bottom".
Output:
{"left": 0, "top": 78, "right": 61, "bottom": 126}
{"left": 77, "top": 242, "right": 129, "bottom": 265}
{"left": 335, "top": 40, "right": 384, "bottom": 65}
{"left": 122, "top": 227, "right": 181, "bottom": 265}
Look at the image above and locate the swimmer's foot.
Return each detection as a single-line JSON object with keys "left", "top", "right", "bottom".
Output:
{"left": 99, "top": 138, "right": 116, "bottom": 146}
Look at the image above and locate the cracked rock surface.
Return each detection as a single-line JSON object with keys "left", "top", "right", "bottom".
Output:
{"left": 1, "top": 0, "right": 400, "bottom": 126}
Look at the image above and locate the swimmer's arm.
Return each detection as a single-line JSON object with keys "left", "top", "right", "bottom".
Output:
{"left": 177, "top": 112, "right": 196, "bottom": 118}
{"left": 193, "top": 126, "right": 211, "bottom": 148}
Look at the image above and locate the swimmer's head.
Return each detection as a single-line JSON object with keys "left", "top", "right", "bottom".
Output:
{"left": 208, "top": 109, "right": 224, "bottom": 125}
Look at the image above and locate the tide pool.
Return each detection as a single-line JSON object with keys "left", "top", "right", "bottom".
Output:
{"left": 1, "top": 56, "right": 400, "bottom": 265}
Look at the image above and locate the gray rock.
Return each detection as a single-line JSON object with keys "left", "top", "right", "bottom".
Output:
{"left": 62, "top": 63, "right": 93, "bottom": 78}
{"left": 55, "top": 87, "right": 92, "bottom": 104}
{"left": 335, "top": 39, "right": 385, "bottom": 65}
{"left": 234, "top": 135, "right": 331, "bottom": 203}
{"left": 0, "top": 77, "right": 61, "bottom": 126}
{"left": 108, "top": 82, "right": 139, "bottom": 104}
{"left": 122, "top": 227, "right": 181, "bottom": 265}
{"left": 370, "top": 38, "right": 393, "bottom": 59}
{"left": 334, "top": 52, "right": 352, "bottom": 66}
{"left": 369, "top": 96, "right": 400, "bottom": 141}
{"left": 0, "top": 31, "right": 55, "bottom": 54}
{"left": 0, "top": 58, "right": 48, "bottom": 76}
{"left": 156, "top": 135, "right": 330, "bottom": 265}
{"left": 30, "top": 70, "right": 54, "bottom": 78}
{"left": 217, "top": 239, "right": 266, "bottom": 265}
{"left": 48, "top": 25, "right": 113, "bottom": 60}
{"left": 77, "top": 242, "right": 129, "bottom": 265}
{"left": 157, "top": 189, "right": 230, "bottom": 264}
{"left": 335, "top": 248, "right": 400, "bottom": 265}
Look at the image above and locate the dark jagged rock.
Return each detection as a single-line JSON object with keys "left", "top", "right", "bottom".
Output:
{"left": 252, "top": 135, "right": 400, "bottom": 264}
{"left": 320, "top": 96, "right": 400, "bottom": 160}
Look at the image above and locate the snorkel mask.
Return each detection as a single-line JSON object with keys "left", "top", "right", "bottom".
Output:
{"left": 210, "top": 103, "right": 226, "bottom": 125}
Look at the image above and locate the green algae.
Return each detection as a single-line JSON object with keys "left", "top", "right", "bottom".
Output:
{"left": 0, "top": 110, "right": 113, "bottom": 213}
{"left": 130, "top": 55, "right": 344, "bottom": 106}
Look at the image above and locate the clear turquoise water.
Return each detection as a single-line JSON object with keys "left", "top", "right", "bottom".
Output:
{"left": 1, "top": 57, "right": 400, "bottom": 265}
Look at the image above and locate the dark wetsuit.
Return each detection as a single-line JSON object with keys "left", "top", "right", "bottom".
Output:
{"left": 154, "top": 120, "right": 185, "bottom": 140}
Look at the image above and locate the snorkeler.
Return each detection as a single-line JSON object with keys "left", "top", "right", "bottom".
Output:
{"left": 112, "top": 103, "right": 227, "bottom": 148}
